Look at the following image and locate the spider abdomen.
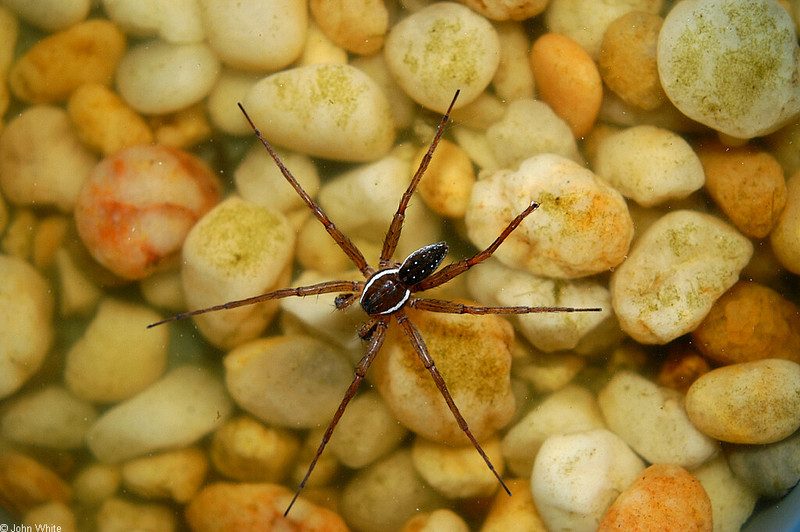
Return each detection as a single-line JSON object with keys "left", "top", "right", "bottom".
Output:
{"left": 360, "top": 268, "right": 410, "bottom": 315}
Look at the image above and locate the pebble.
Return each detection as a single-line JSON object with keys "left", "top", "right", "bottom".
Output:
{"left": 199, "top": 0, "right": 306, "bottom": 70}
{"left": 243, "top": 64, "right": 395, "bottom": 162}
{"left": 2, "top": 0, "right": 89, "bottom": 31}
{"left": 75, "top": 144, "right": 221, "bottom": 280}
{"left": 411, "top": 435, "right": 504, "bottom": 498}
{"left": 697, "top": 141, "right": 787, "bottom": 238}
{"left": 328, "top": 390, "right": 408, "bottom": 469}
{"left": 0, "top": 254, "right": 53, "bottom": 399}
{"left": 771, "top": 171, "right": 800, "bottom": 274}
{"left": 0, "top": 6, "right": 17, "bottom": 122}
{"left": 23, "top": 501, "right": 76, "bottom": 532}
{"left": 384, "top": 2, "right": 500, "bottom": 113}
{"left": 299, "top": 20, "right": 349, "bottom": 67}
{"left": 206, "top": 68, "right": 262, "bottom": 136}
{"left": 180, "top": 197, "right": 294, "bottom": 348}
{"left": 493, "top": 22, "right": 535, "bottom": 101}
{"left": 658, "top": 0, "right": 800, "bottom": 138}
{"left": 485, "top": 99, "right": 582, "bottom": 170}
{"left": 413, "top": 139, "right": 474, "bottom": 218}
{"left": 466, "top": 260, "right": 611, "bottom": 352}
{"left": 727, "top": 428, "right": 800, "bottom": 498}
{"left": 96, "top": 497, "right": 176, "bottom": 532}
{"left": 210, "top": 416, "right": 299, "bottom": 483}
{"left": 310, "top": 0, "right": 388, "bottom": 54}
{"left": 151, "top": 103, "right": 213, "bottom": 148}
{"left": 121, "top": 447, "right": 208, "bottom": 503}
{"left": 371, "top": 306, "right": 515, "bottom": 446}
{"left": 116, "top": 40, "right": 220, "bottom": 115}
{"left": 185, "top": 482, "right": 349, "bottom": 532}
{"left": 655, "top": 346, "right": 711, "bottom": 394}
{"left": 0, "top": 106, "right": 97, "bottom": 212}
{"left": 530, "top": 33, "right": 603, "bottom": 138}
{"left": 67, "top": 83, "right": 154, "bottom": 156}
{"left": 598, "top": 371, "right": 718, "bottom": 468}
{"left": 685, "top": 359, "right": 800, "bottom": 444}
{"left": 0, "top": 450, "right": 72, "bottom": 516}
{"left": 86, "top": 366, "right": 233, "bottom": 463}
{"left": 1, "top": 385, "right": 97, "bottom": 449}
{"left": 465, "top": 154, "right": 633, "bottom": 279}
{"left": 459, "top": 0, "right": 547, "bottom": 21}
{"left": 594, "top": 125, "right": 705, "bottom": 207}
{"left": 225, "top": 336, "right": 353, "bottom": 428}
{"left": 597, "top": 464, "right": 713, "bottom": 532}
{"left": 693, "top": 456, "right": 758, "bottom": 532}
{"left": 532, "top": 429, "right": 645, "bottom": 532}
{"left": 401, "top": 509, "right": 469, "bottom": 532}
{"left": 501, "top": 385, "right": 606, "bottom": 478}
{"left": 72, "top": 463, "right": 121, "bottom": 506}
{"left": 598, "top": 12, "right": 666, "bottom": 111}
{"left": 692, "top": 281, "right": 800, "bottom": 365}
{"left": 102, "top": 0, "right": 204, "bottom": 43}
{"left": 480, "top": 478, "right": 547, "bottom": 532}
{"left": 545, "top": 0, "right": 662, "bottom": 59}
{"left": 610, "top": 210, "right": 753, "bottom": 344}
{"left": 9, "top": 19, "right": 125, "bottom": 104}
{"left": 512, "top": 347, "right": 587, "bottom": 394}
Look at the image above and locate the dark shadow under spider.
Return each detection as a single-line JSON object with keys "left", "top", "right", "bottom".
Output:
{"left": 149, "top": 90, "right": 601, "bottom": 516}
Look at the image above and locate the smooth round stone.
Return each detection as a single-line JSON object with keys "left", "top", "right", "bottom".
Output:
{"left": 686, "top": 359, "right": 800, "bottom": 444}
{"left": 243, "top": 64, "right": 395, "bottom": 162}
{"left": 86, "top": 366, "right": 233, "bottom": 463}
{"left": 310, "top": 0, "right": 388, "bottom": 55}
{"left": 384, "top": 2, "right": 500, "bottom": 113}
{"left": 411, "top": 436, "right": 504, "bottom": 498}
{"left": 2, "top": 0, "right": 89, "bottom": 30}
{"left": 610, "top": 210, "right": 753, "bottom": 344}
{"left": 0, "top": 450, "right": 72, "bottom": 516}
{"left": 206, "top": 68, "right": 262, "bottom": 136}
{"left": 401, "top": 509, "right": 469, "bottom": 532}
{"left": 224, "top": 336, "right": 353, "bottom": 429}
{"left": 598, "top": 371, "right": 717, "bottom": 468}
{"left": 1, "top": 386, "right": 97, "bottom": 449}
{"left": 458, "top": 0, "right": 547, "bottom": 20}
{"left": 96, "top": 498, "right": 175, "bottom": 532}
{"left": 772, "top": 170, "right": 800, "bottom": 274}
{"left": 23, "top": 502, "right": 75, "bottom": 532}
{"left": 466, "top": 154, "right": 633, "bottom": 279}
{"left": 116, "top": 40, "right": 221, "bottom": 115}
{"left": 493, "top": 22, "right": 536, "bottom": 101}
{"left": 658, "top": 0, "right": 800, "bottom": 138}
{"left": 102, "top": 0, "right": 204, "bottom": 43}
{"left": 594, "top": 125, "right": 705, "bottom": 207}
{"left": 413, "top": 139, "right": 474, "bottom": 218}
{"left": 121, "top": 447, "right": 208, "bottom": 503}
{"left": 693, "top": 456, "right": 758, "bottom": 532}
{"left": 598, "top": 464, "right": 713, "bottom": 532}
{"left": 482, "top": 478, "right": 548, "bottom": 532}
{"left": 199, "top": 0, "right": 305, "bottom": 70}
{"left": 0, "top": 255, "right": 53, "bottom": 399}
{"left": 532, "top": 429, "right": 645, "bottom": 532}
{"left": 72, "top": 464, "right": 121, "bottom": 506}
{"left": 727, "top": 428, "right": 800, "bottom": 498}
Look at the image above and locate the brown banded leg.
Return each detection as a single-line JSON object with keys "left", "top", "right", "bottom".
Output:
{"left": 394, "top": 310, "right": 511, "bottom": 496}
{"left": 283, "top": 317, "right": 389, "bottom": 517}
{"left": 409, "top": 298, "right": 602, "bottom": 314}
{"left": 379, "top": 90, "right": 461, "bottom": 267}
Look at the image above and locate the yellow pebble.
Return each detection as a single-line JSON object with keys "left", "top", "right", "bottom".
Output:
{"left": 415, "top": 139, "right": 475, "bottom": 218}
{"left": 530, "top": 33, "right": 602, "bottom": 138}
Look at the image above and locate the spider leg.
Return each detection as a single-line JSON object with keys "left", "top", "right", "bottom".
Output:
{"left": 409, "top": 297, "right": 602, "bottom": 314}
{"left": 411, "top": 201, "right": 539, "bottom": 293}
{"left": 238, "top": 103, "right": 374, "bottom": 277}
{"left": 394, "top": 310, "right": 511, "bottom": 496}
{"left": 379, "top": 90, "right": 460, "bottom": 267}
{"left": 284, "top": 318, "right": 389, "bottom": 517}
{"left": 147, "top": 280, "right": 364, "bottom": 328}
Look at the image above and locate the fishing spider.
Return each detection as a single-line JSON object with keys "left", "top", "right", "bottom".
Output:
{"left": 150, "top": 90, "right": 600, "bottom": 516}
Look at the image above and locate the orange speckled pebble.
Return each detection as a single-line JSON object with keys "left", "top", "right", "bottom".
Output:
{"left": 598, "top": 464, "right": 713, "bottom": 532}
{"left": 530, "top": 33, "right": 602, "bottom": 138}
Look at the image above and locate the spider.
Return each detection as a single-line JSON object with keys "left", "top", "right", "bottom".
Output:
{"left": 150, "top": 90, "right": 601, "bottom": 516}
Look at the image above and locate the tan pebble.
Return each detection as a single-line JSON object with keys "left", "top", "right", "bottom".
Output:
{"left": 210, "top": 416, "right": 300, "bottom": 482}
{"left": 72, "top": 463, "right": 121, "bottom": 506}
{"left": 598, "top": 464, "right": 712, "bottom": 532}
{"left": 457, "top": 0, "right": 548, "bottom": 20}
{"left": 692, "top": 456, "right": 758, "bottom": 532}
{"left": 56, "top": 248, "right": 103, "bottom": 316}
{"left": 698, "top": 140, "right": 787, "bottom": 238}
{"left": 206, "top": 68, "right": 262, "bottom": 136}
{"left": 0, "top": 7, "right": 18, "bottom": 122}
{"left": 310, "top": 0, "right": 388, "bottom": 54}
{"left": 511, "top": 342, "right": 586, "bottom": 394}
{"left": 9, "top": 20, "right": 125, "bottom": 104}
{"left": 297, "top": 20, "right": 348, "bottom": 67}
{"left": 655, "top": 345, "right": 711, "bottom": 394}
{"left": 67, "top": 84, "right": 153, "bottom": 156}
{"left": 481, "top": 478, "right": 547, "bottom": 532}
{"left": 97, "top": 497, "right": 175, "bottom": 532}
{"left": 121, "top": 447, "right": 208, "bottom": 503}
{"left": 0, "top": 450, "right": 72, "bottom": 515}
{"left": 493, "top": 22, "right": 535, "bottom": 101}
{"left": 150, "top": 103, "right": 212, "bottom": 148}
{"left": 401, "top": 509, "right": 469, "bottom": 532}
{"left": 412, "top": 436, "right": 505, "bottom": 498}
{"left": 413, "top": 140, "right": 474, "bottom": 218}
{"left": 692, "top": 281, "right": 800, "bottom": 365}
{"left": 186, "top": 482, "right": 349, "bottom": 532}
{"left": 1, "top": 209, "right": 37, "bottom": 259}
{"left": 31, "top": 215, "right": 69, "bottom": 270}
{"left": 530, "top": 33, "right": 602, "bottom": 137}
{"left": 598, "top": 12, "right": 667, "bottom": 110}
{"left": 686, "top": 358, "right": 800, "bottom": 444}
{"left": 23, "top": 501, "right": 76, "bottom": 532}
{"left": 290, "top": 428, "right": 341, "bottom": 491}
{"left": 771, "top": 170, "right": 800, "bottom": 273}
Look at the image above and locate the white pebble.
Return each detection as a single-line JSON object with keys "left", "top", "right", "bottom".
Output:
{"left": 121, "top": 447, "right": 208, "bottom": 503}
{"left": 243, "top": 64, "right": 395, "bottom": 162}
{"left": 224, "top": 336, "right": 353, "bottom": 429}
{"left": 466, "top": 154, "right": 633, "bottom": 279}
{"left": 384, "top": 2, "right": 501, "bottom": 113}
{"left": 199, "top": 0, "right": 306, "bottom": 70}
{"left": 693, "top": 455, "right": 758, "bottom": 532}
{"left": 2, "top": 0, "right": 89, "bottom": 31}
{"left": 86, "top": 366, "right": 233, "bottom": 463}
{"left": 610, "top": 210, "right": 753, "bottom": 344}
{"left": 116, "top": 40, "right": 221, "bottom": 115}
{"left": 1, "top": 386, "right": 97, "bottom": 449}
{"left": 532, "top": 429, "right": 645, "bottom": 532}
{"left": 0, "top": 254, "right": 53, "bottom": 399}
{"left": 597, "top": 371, "right": 718, "bottom": 468}
{"left": 412, "top": 436, "right": 505, "bottom": 498}
{"left": 65, "top": 298, "right": 168, "bottom": 403}
{"left": 594, "top": 125, "right": 705, "bottom": 207}
{"left": 102, "top": 0, "right": 204, "bottom": 43}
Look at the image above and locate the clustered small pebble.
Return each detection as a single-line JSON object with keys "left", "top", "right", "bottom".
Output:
{"left": 0, "top": 0, "right": 799, "bottom": 531}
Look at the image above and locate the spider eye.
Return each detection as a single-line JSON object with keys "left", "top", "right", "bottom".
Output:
{"left": 399, "top": 242, "right": 448, "bottom": 285}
